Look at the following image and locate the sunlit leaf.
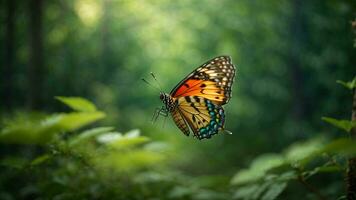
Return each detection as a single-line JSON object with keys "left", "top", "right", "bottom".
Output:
{"left": 0, "top": 112, "right": 48, "bottom": 144}
{"left": 0, "top": 157, "right": 28, "bottom": 169}
{"left": 97, "top": 132, "right": 123, "bottom": 143}
{"left": 316, "top": 165, "right": 342, "bottom": 173}
{"left": 125, "top": 129, "right": 141, "bottom": 138}
{"left": 231, "top": 154, "right": 285, "bottom": 185}
{"left": 54, "top": 112, "right": 105, "bottom": 131}
{"left": 336, "top": 77, "right": 356, "bottom": 90}
{"left": 169, "top": 186, "right": 193, "bottom": 198}
{"left": 0, "top": 111, "right": 105, "bottom": 144}
{"left": 260, "top": 182, "right": 287, "bottom": 200}
{"left": 108, "top": 136, "right": 150, "bottom": 149}
{"left": 321, "top": 138, "right": 356, "bottom": 156}
{"left": 92, "top": 150, "right": 164, "bottom": 173}
{"left": 97, "top": 129, "right": 149, "bottom": 148}
{"left": 69, "top": 127, "right": 114, "bottom": 146}
{"left": 31, "top": 154, "right": 51, "bottom": 166}
{"left": 322, "top": 117, "right": 356, "bottom": 133}
{"left": 55, "top": 96, "right": 97, "bottom": 112}
{"left": 303, "top": 165, "right": 342, "bottom": 179}
{"left": 284, "top": 138, "right": 325, "bottom": 167}
{"left": 143, "top": 141, "right": 170, "bottom": 152}
{"left": 134, "top": 171, "right": 172, "bottom": 183}
{"left": 233, "top": 172, "right": 292, "bottom": 200}
{"left": 193, "top": 189, "right": 229, "bottom": 200}
{"left": 191, "top": 175, "right": 231, "bottom": 189}
{"left": 233, "top": 184, "right": 260, "bottom": 200}
{"left": 274, "top": 171, "right": 297, "bottom": 182}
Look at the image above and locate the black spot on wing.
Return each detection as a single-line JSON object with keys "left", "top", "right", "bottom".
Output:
{"left": 184, "top": 96, "right": 192, "bottom": 103}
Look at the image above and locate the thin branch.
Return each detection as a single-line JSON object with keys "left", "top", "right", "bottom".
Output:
{"left": 297, "top": 174, "right": 328, "bottom": 200}
{"left": 347, "top": 87, "right": 356, "bottom": 199}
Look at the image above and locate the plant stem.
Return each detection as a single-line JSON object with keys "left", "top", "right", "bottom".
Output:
{"left": 298, "top": 174, "right": 328, "bottom": 200}
{"left": 347, "top": 87, "right": 356, "bottom": 199}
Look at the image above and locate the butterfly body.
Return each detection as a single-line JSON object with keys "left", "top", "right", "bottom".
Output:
{"left": 157, "top": 56, "right": 236, "bottom": 140}
{"left": 159, "top": 93, "right": 177, "bottom": 112}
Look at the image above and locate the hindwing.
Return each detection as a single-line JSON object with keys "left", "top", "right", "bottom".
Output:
{"left": 171, "top": 96, "right": 225, "bottom": 140}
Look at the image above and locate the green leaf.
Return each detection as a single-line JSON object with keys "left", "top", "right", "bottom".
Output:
{"left": 193, "top": 189, "right": 229, "bottom": 200}
{"left": 0, "top": 157, "right": 28, "bottom": 169}
{"left": 31, "top": 154, "right": 51, "bottom": 166}
{"left": 97, "top": 132, "right": 123, "bottom": 143}
{"left": 233, "top": 172, "right": 292, "bottom": 200}
{"left": 274, "top": 171, "right": 297, "bottom": 182}
{"left": 92, "top": 150, "right": 164, "bottom": 173}
{"left": 284, "top": 138, "right": 325, "bottom": 167}
{"left": 125, "top": 129, "right": 141, "bottom": 138}
{"left": 55, "top": 96, "right": 97, "bottom": 112}
{"left": 233, "top": 184, "right": 261, "bottom": 200}
{"left": 322, "top": 117, "right": 356, "bottom": 132}
{"left": 143, "top": 141, "right": 170, "bottom": 152}
{"left": 169, "top": 186, "right": 193, "bottom": 198}
{"left": 321, "top": 138, "right": 356, "bottom": 156}
{"left": 0, "top": 113, "right": 38, "bottom": 143}
{"left": 0, "top": 113, "right": 53, "bottom": 144}
{"left": 231, "top": 154, "right": 285, "bottom": 185}
{"left": 69, "top": 127, "right": 114, "bottom": 146}
{"left": 261, "top": 182, "right": 287, "bottom": 200}
{"left": 108, "top": 136, "right": 150, "bottom": 149}
{"left": 302, "top": 165, "right": 342, "bottom": 179}
{"left": 99, "top": 129, "right": 150, "bottom": 149}
{"left": 337, "top": 77, "right": 356, "bottom": 90}
{"left": 0, "top": 112, "right": 105, "bottom": 144}
{"left": 54, "top": 112, "right": 106, "bottom": 131}
{"left": 134, "top": 171, "right": 172, "bottom": 183}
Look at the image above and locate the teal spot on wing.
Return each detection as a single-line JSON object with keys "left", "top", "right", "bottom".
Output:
{"left": 197, "top": 99, "right": 225, "bottom": 140}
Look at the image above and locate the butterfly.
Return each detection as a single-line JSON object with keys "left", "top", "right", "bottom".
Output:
{"left": 153, "top": 56, "right": 236, "bottom": 140}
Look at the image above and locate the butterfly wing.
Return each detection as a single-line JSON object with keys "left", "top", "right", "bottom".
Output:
{"left": 171, "top": 108, "right": 190, "bottom": 136}
{"left": 170, "top": 56, "right": 236, "bottom": 105}
{"left": 171, "top": 96, "right": 225, "bottom": 140}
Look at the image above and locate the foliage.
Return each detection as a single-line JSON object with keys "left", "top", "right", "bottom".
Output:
{"left": 322, "top": 117, "right": 356, "bottom": 133}
{"left": 337, "top": 77, "right": 356, "bottom": 90}
{"left": 1, "top": 86, "right": 356, "bottom": 199}
{"left": 230, "top": 136, "right": 356, "bottom": 199}
{"left": 0, "top": 97, "right": 105, "bottom": 144}
{"left": 230, "top": 77, "right": 356, "bottom": 200}
{"left": 0, "top": 98, "right": 161, "bottom": 198}
{"left": 0, "top": 97, "right": 232, "bottom": 199}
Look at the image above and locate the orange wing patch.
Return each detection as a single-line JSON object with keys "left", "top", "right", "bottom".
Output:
{"left": 170, "top": 56, "right": 235, "bottom": 105}
{"left": 172, "top": 80, "right": 226, "bottom": 104}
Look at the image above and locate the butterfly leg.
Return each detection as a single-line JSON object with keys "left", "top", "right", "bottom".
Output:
{"left": 151, "top": 107, "right": 161, "bottom": 123}
{"left": 152, "top": 106, "right": 168, "bottom": 123}
{"left": 162, "top": 112, "right": 169, "bottom": 128}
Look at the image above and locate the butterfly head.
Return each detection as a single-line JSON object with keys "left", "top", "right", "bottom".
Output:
{"left": 159, "top": 92, "right": 169, "bottom": 103}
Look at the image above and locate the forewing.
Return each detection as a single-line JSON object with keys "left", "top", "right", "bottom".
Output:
{"left": 170, "top": 56, "right": 236, "bottom": 105}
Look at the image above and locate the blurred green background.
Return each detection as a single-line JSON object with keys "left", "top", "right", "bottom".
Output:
{"left": 0, "top": 0, "right": 355, "bottom": 199}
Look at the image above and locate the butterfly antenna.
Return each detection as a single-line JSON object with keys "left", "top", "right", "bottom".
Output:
{"left": 150, "top": 72, "right": 164, "bottom": 92}
{"left": 141, "top": 78, "right": 161, "bottom": 92}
